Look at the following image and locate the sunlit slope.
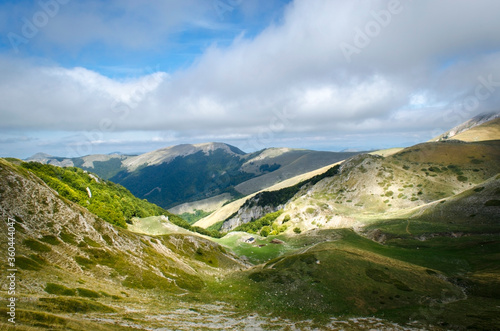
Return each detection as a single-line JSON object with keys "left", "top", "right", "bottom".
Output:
{"left": 0, "top": 158, "right": 245, "bottom": 330}
{"left": 194, "top": 161, "right": 344, "bottom": 229}
{"left": 223, "top": 140, "right": 500, "bottom": 234}
{"left": 432, "top": 113, "right": 500, "bottom": 142}
{"left": 450, "top": 117, "right": 500, "bottom": 142}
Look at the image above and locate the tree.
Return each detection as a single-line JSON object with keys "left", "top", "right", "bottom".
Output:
{"left": 260, "top": 226, "right": 271, "bottom": 237}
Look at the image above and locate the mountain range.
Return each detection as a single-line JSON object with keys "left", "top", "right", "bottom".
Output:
{"left": 1, "top": 113, "right": 499, "bottom": 330}
{"left": 27, "top": 142, "right": 361, "bottom": 211}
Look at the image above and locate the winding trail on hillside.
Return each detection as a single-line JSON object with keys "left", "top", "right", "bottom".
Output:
{"left": 406, "top": 219, "right": 411, "bottom": 235}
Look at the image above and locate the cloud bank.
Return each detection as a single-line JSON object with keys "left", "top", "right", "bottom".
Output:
{"left": 1, "top": 0, "right": 500, "bottom": 157}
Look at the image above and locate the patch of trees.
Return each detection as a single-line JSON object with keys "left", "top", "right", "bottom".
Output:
{"left": 244, "top": 164, "right": 341, "bottom": 209}
{"left": 21, "top": 162, "right": 225, "bottom": 238}
{"left": 259, "top": 163, "right": 281, "bottom": 173}
{"left": 233, "top": 210, "right": 286, "bottom": 236}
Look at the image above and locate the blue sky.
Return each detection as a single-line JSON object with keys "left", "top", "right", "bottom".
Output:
{"left": 1, "top": 0, "right": 500, "bottom": 158}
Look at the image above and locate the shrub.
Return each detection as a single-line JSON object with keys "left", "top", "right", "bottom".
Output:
{"left": 44, "top": 283, "right": 76, "bottom": 296}
{"left": 260, "top": 226, "right": 271, "bottom": 237}
{"left": 40, "top": 235, "right": 61, "bottom": 245}
{"left": 77, "top": 288, "right": 101, "bottom": 298}
{"left": 293, "top": 227, "right": 302, "bottom": 234}
{"left": 60, "top": 232, "right": 77, "bottom": 245}
{"left": 24, "top": 239, "right": 52, "bottom": 252}
{"left": 75, "top": 256, "right": 95, "bottom": 268}
{"left": 306, "top": 207, "right": 316, "bottom": 214}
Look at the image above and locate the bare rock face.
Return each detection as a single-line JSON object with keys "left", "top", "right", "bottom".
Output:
{"left": 221, "top": 204, "right": 284, "bottom": 232}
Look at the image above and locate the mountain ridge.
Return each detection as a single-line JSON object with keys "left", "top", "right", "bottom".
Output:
{"left": 433, "top": 111, "right": 500, "bottom": 142}
{"left": 26, "top": 142, "right": 361, "bottom": 209}
{"left": 2, "top": 114, "right": 500, "bottom": 330}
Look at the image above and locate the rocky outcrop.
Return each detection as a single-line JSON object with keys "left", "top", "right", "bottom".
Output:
{"left": 221, "top": 204, "right": 284, "bottom": 232}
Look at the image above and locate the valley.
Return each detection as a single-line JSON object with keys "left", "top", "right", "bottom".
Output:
{"left": 1, "top": 115, "right": 499, "bottom": 330}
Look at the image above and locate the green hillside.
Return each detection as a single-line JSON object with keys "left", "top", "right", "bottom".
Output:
{"left": 0, "top": 158, "right": 246, "bottom": 330}
{"left": 18, "top": 161, "right": 223, "bottom": 238}
{"left": 111, "top": 149, "right": 254, "bottom": 208}
{"left": 20, "top": 162, "right": 172, "bottom": 228}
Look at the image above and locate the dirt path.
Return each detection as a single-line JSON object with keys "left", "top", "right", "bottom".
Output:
{"left": 406, "top": 219, "right": 411, "bottom": 235}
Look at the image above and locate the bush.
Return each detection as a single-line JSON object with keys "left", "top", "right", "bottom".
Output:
{"left": 24, "top": 239, "right": 52, "bottom": 252}
{"left": 44, "top": 283, "right": 76, "bottom": 296}
{"left": 306, "top": 207, "right": 316, "bottom": 214}
{"left": 233, "top": 210, "right": 283, "bottom": 234}
{"left": 40, "top": 235, "right": 61, "bottom": 245}
{"left": 77, "top": 288, "right": 101, "bottom": 298}
{"left": 260, "top": 226, "right": 271, "bottom": 237}
{"left": 293, "top": 227, "right": 302, "bottom": 234}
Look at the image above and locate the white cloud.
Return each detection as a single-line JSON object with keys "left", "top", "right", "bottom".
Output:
{"left": 1, "top": 0, "right": 500, "bottom": 158}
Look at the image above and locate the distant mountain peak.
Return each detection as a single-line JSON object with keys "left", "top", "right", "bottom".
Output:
{"left": 122, "top": 142, "right": 243, "bottom": 171}
{"left": 434, "top": 112, "right": 500, "bottom": 141}
{"left": 26, "top": 152, "right": 53, "bottom": 160}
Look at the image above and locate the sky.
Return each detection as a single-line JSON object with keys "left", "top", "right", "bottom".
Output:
{"left": 1, "top": 0, "right": 500, "bottom": 159}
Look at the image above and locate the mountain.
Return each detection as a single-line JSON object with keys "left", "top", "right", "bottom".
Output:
{"left": 0, "top": 157, "right": 480, "bottom": 330}
{"left": 27, "top": 142, "right": 360, "bottom": 210}
{"left": 26, "top": 152, "right": 130, "bottom": 179}
{"left": 216, "top": 139, "right": 500, "bottom": 232}
{"left": 122, "top": 142, "right": 245, "bottom": 171}
{"left": 448, "top": 117, "right": 500, "bottom": 142}
{"left": 3, "top": 114, "right": 500, "bottom": 329}
{"left": 433, "top": 112, "right": 500, "bottom": 142}
{"left": 0, "top": 158, "right": 247, "bottom": 330}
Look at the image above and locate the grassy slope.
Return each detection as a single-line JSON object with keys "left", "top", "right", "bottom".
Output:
{"left": 198, "top": 140, "right": 500, "bottom": 329}
{"left": 443, "top": 117, "right": 500, "bottom": 142}
{"left": 0, "top": 159, "right": 244, "bottom": 330}
{"left": 2, "top": 138, "right": 499, "bottom": 329}
{"left": 205, "top": 225, "right": 499, "bottom": 329}
{"left": 20, "top": 161, "right": 174, "bottom": 228}
{"left": 282, "top": 141, "right": 500, "bottom": 232}
{"left": 234, "top": 151, "right": 359, "bottom": 195}
{"left": 194, "top": 161, "right": 344, "bottom": 229}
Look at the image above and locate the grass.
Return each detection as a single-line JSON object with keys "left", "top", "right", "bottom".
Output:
{"left": 213, "top": 238, "right": 463, "bottom": 323}
{"left": 205, "top": 224, "right": 499, "bottom": 328}
{"left": 215, "top": 233, "right": 293, "bottom": 264}
{"left": 39, "top": 235, "right": 61, "bottom": 245}
{"left": 77, "top": 288, "right": 101, "bottom": 298}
